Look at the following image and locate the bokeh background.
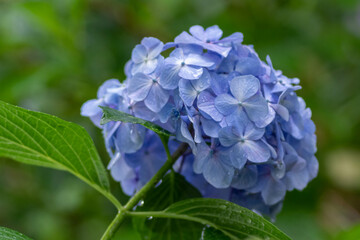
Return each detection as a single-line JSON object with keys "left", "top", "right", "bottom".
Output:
{"left": 1, "top": 0, "right": 360, "bottom": 239}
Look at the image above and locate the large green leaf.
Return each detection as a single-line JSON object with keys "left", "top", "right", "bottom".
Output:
{"left": 0, "top": 226, "right": 32, "bottom": 240}
{"left": 131, "top": 198, "right": 291, "bottom": 240}
{"left": 201, "top": 227, "right": 231, "bottom": 240}
{"left": 0, "top": 101, "right": 110, "bottom": 193}
{"left": 100, "top": 106, "right": 172, "bottom": 137}
{"left": 133, "top": 172, "right": 203, "bottom": 240}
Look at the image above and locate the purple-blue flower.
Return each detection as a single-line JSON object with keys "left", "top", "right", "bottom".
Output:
{"left": 159, "top": 47, "right": 215, "bottom": 89}
{"left": 215, "top": 75, "right": 268, "bottom": 124}
{"left": 131, "top": 37, "right": 164, "bottom": 75}
{"left": 81, "top": 25, "right": 318, "bottom": 218}
{"left": 219, "top": 116, "right": 271, "bottom": 168}
{"left": 175, "top": 25, "right": 243, "bottom": 57}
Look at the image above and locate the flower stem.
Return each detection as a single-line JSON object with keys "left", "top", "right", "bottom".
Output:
{"left": 100, "top": 139, "right": 188, "bottom": 240}
{"left": 100, "top": 211, "right": 127, "bottom": 240}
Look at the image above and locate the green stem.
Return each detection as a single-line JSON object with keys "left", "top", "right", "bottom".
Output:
{"left": 101, "top": 139, "right": 188, "bottom": 240}
{"left": 123, "top": 140, "right": 187, "bottom": 211}
{"left": 100, "top": 211, "right": 127, "bottom": 240}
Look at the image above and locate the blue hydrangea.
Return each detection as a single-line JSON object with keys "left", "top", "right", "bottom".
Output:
{"left": 81, "top": 25, "right": 318, "bottom": 218}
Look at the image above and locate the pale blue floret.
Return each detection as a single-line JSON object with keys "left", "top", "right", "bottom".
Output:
{"left": 131, "top": 37, "right": 164, "bottom": 75}
{"left": 175, "top": 25, "right": 243, "bottom": 57}
{"left": 193, "top": 140, "right": 234, "bottom": 188}
{"left": 215, "top": 75, "right": 268, "bottom": 124}
{"left": 159, "top": 47, "right": 215, "bottom": 89}
{"left": 219, "top": 116, "right": 270, "bottom": 168}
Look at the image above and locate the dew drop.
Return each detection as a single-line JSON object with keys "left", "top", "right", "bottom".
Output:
{"left": 264, "top": 236, "right": 270, "bottom": 240}
{"left": 246, "top": 218, "right": 252, "bottom": 224}
{"left": 147, "top": 216, "right": 153, "bottom": 220}
{"left": 139, "top": 200, "right": 145, "bottom": 206}
{"left": 219, "top": 205, "right": 227, "bottom": 210}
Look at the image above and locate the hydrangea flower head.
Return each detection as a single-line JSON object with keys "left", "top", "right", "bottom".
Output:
{"left": 81, "top": 25, "right": 318, "bottom": 219}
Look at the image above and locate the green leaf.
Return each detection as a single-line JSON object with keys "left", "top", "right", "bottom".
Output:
{"left": 100, "top": 106, "right": 172, "bottom": 137}
{"left": 133, "top": 172, "right": 203, "bottom": 240}
{"left": 131, "top": 198, "right": 291, "bottom": 240}
{"left": 0, "top": 100, "right": 110, "bottom": 193}
{"left": 0, "top": 226, "right": 33, "bottom": 240}
{"left": 201, "top": 227, "right": 231, "bottom": 240}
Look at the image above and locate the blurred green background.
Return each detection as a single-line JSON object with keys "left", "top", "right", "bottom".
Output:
{"left": 0, "top": 0, "right": 360, "bottom": 239}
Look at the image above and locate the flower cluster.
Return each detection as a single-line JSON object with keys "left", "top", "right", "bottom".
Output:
{"left": 81, "top": 25, "right": 318, "bottom": 218}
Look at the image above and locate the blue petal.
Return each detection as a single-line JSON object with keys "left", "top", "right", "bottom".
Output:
{"left": 179, "top": 79, "right": 197, "bottom": 106}
{"left": 217, "top": 32, "right": 243, "bottom": 43}
{"left": 131, "top": 58, "right": 158, "bottom": 75}
{"left": 210, "top": 73, "right": 229, "bottom": 95}
{"left": 141, "top": 37, "right": 164, "bottom": 59}
{"left": 116, "top": 123, "right": 145, "bottom": 154}
{"left": 205, "top": 25, "right": 223, "bottom": 41}
{"left": 109, "top": 152, "right": 136, "bottom": 184}
{"left": 185, "top": 54, "right": 214, "bottom": 67}
{"left": 203, "top": 150, "right": 234, "bottom": 188}
{"left": 132, "top": 102, "right": 158, "bottom": 122}
{"left": 235, "top": 56, "right": 264, "bottom": 76}
{"left": 201, "top": 43, "right": 231, "bottom": 57}
{"left": 131, "top": 44, "right": 147, "bottom": 63}
{"left": 144, "top": 83, "right": 169, "bottom": 112}
{"left": 272, "top": 104, "right": 289, "bottom": 121}
{"left": 191, "top": 69, "right": 211, "bottom": 91}
{"left": 191, "top": 116, "right": 203, "bottom": 143}
{"left": 159, "top": 64, "right": 181, "bottom": 90}
{"left": 230, "top": 75, "right": 259, "bottom": 102}
{"left": 229, "top": 143, "right": 247, "bottom": 169}
{"left": 215, "top": 94, "right": 239, "bottom": 115}
{"left": 81, "top": 99, "right": 103, "bottom": 117}
{"left": 97, "top": 79, "right": 121, "bottom": 98}
{"left": 158, "top": 102, "right": 173, "bottom": 123}
{"left": 189, "top": 25, "right": 206, "bottom": 41}
{"left": 175, "top": 31, "right": 203, "bottom": 45}
{"left": 261, "top": 178, "right": 286, "bottom": 205}
{"left": 179, "top": 65, "right": 203, "bottom": 80}
{"left": 176, "top": 120, "right": 195, "bottom": 151}
{"left": 285, "top": 169, "right": 309, "bottom": 191}
{"left": 169, "top": 47, "right": 185, "bottom": 60}
{"left": 254, "top": 105, "right": 275, "bottom": 128}
{"left": 242, "top": 94, "right": 269, "bottom": 121}
{"left": 128, "top": 73, "right": 152, "bottom": 101}
{"left": 308, "top": 156, "right": 319, "bottom": 180}
{"left": 218, "top": 126, "right": 240, "bottom": 147}
{"left": 231, "top": 165, "right": 258, "bottom": 189}
{"left": 241, "top": 140, "right": 270, "bottom": 163}
{"left": 193, "top": 142, "right": 211, "bottom": 173}
{"left": 201, "top": 117, "right": 221, "bottom": 138}
{"left": 243, "top": 123, "right": 265, "bottom": 140}
{"left": 198, "top": 91, "right": 223, "bottom": 121}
